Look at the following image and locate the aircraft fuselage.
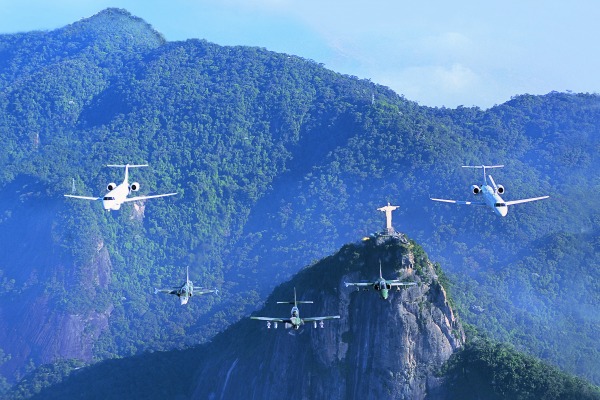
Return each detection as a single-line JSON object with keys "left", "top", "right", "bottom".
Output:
{"left": 480, "top": 184, "right": 508, "bottom": 217}
{"left": 177, "top": 281, "right": 193, "bottom": 305}
{"left": 289, "top": 307, "right": 303, "bottom": 329}
{"left": 373, "top": 279, "right": 390, "bottom": 299}
{"left": 102, "top": 183, "right": 130, "bottom": 211}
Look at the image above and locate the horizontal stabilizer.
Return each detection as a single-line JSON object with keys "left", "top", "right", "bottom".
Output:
{"left": 107, "top": 164, "right": 149, "bottom": 168}
{"left": 462, "top": 165, "right": 504, "bottom": 169}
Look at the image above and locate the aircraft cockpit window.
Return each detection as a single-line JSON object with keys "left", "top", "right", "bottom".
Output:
{"left": 494, "top": 202, "right": 507, "bottom": 207}
{"left": 103, "top": 197, "right": 115, "bottom": 201}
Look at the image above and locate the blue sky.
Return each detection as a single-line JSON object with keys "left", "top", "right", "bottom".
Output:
{"left": 1, "top": 0, "right": 599, "bottom": 108}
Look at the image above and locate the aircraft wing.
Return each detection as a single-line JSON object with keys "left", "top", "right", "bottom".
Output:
{"left": 123, "top": 193, "right": 178, "bottom": 202}
{"left": 504, "top": 196, "right": 549, "bottom": 206}
{"left": 195, "top": 288, "right": 218, "bottom": 295}
{"left": 250, "top": 316, "right": 289, "bottom": 323}
{"left": 154, "top": 288, "right": 178, "bottom": 295}
{"left": 345, "top": 282, "right": 372, "bottom": 288}
{"left": 64, "top": 194, "right": 101, "bottom": 201}
{"left": 302, "top": 315, "right": 341, "bottom": 322}
{"left": 388, "top": 281, "right": 417, "bottom": 287}
{"left": 430, "top": 198, "right": 486, "bottom": 206}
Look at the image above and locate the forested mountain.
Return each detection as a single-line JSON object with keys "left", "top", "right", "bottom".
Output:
{"left": 0, "top": 7, "right": 598, "bottom": 394}
{"left": 8, "top": 237, "right": 599, "bottom": 400}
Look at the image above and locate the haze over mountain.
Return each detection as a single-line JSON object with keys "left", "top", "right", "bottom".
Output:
{"left": 0, "top": 7, "right": 598, "bottom": 395}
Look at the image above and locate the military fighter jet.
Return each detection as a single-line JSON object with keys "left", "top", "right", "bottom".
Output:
{"left": 430, "top": 165, "right": 549, "bottom": 217}
{"left": 154, "top": 266, "right": 218, "bottom": 305}
{"left": 345, "top": 262, "right": 416, "bottom": 300}
{"left": 251, "top": 288, "right": 340, "bottom": 330}
{"left": 64, "top": 164, "right": 177, "bottom": 211}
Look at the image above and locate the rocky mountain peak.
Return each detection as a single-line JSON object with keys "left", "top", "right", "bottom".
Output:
{"left": 190, "top": 233, "right": 464, "bottom": 399}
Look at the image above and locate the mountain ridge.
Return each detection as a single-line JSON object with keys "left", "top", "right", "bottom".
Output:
{"left": 0, "top": 8, "right": 598, "bottom": 391}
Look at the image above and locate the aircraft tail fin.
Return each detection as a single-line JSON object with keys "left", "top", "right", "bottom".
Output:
{"left": 488, "top": 175, "right": 498, "bottom": 192}
{"left": 379, "top": 260, "right": 383, "bottom": 279}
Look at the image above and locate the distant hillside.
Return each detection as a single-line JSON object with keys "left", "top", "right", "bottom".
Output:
{"left": 0, "top": 7, "right": 599, "bottom": 390}
{"left": 443, "top": 337, "right": 600, "bottom": 400}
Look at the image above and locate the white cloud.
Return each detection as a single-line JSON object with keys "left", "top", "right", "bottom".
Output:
{"left": 373, "top": 63, "right": 495, "bottom": 108}
{"left": 434, "top": 63, "right": 480, "bottom": 92}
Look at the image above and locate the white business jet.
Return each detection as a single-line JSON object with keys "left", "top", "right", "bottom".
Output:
{"left": 430, "top": 165, "right": 549, "bottom": 217}
{"left": 65, "top": 164, "right": 177, "bottom": 211}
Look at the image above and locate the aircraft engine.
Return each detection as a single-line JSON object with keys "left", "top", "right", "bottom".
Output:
{"left": 496, "top": 185, "right": 504, "bottom": 194}
{"left": 107, "top": 182, "right": 117, "bottom": 191}
{"left": 130, "top": 182, "right": 140, "bottom": 191}
{"left": 470, "top": 184, "right": 481, "bottom": 195}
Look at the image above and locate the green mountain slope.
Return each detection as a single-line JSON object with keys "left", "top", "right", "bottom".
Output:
{"left": 0, "top": 8, "right": 598, "bottom": 389}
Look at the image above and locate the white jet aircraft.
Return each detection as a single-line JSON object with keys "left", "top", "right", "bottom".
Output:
{"left": 64, "top": 164, "right": 177, "bottom": 211}
{"left": 430, "top": 165, "right": 549, "bottom": 217}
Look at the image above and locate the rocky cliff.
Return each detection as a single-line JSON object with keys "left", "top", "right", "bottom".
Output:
{"left": 190, "top": 233, "right": 464, "bottom": 399}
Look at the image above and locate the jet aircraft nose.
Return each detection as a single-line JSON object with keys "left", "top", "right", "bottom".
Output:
{"left": 102, "top": 197, "right": 119, "bottom": 210}
{"left": 496, "top": 205, "right": 508, "bottom": 217}
{"left": 381, "top": 288, "right": 389, "bottom": 299}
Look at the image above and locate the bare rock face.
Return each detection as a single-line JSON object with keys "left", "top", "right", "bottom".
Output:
{"left": 0, "top": 235, "right": 113, "bottom": 380}
{"left": 191, "top": 234, "right": 464, "bottom": 399}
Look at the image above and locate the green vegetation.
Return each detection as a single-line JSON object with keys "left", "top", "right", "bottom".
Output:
{"left": 442, "top": 337, "right": 600, "bottom": 400}
{"left": 0, "top": 7, "right": 599, "bottom": 393}
{"left": 6, "top": 360, "right": 86, "bottom": 400}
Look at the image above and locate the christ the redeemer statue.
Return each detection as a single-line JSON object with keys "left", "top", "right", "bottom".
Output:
{"left": 378, "top": 202, "right": 399, "bottom": 234}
